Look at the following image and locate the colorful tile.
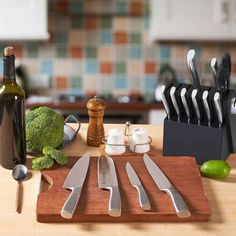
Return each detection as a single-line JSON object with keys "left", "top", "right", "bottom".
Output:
{"left": 25, "top": 44, "right": 38, "bottom": 58}
{"left": 145, "top": 75, "right": 156, "bottom": 90}
{"left": 55, "top": 76, "right": 68, "bottom": 89}
{"left": 100, "top": 62, "right": 113, "bottom": 74}
{"left": 115, "top": 63, "right": 126, "bottom": 74}
{"left": 128, "top": 61, "right": 143, "bottom": 75}
{"left": 115, "top": 32, "right": 128, "bottom": 44}
{"left": 114, "top": 74, "right": 127, "bottom": 89}
{"left": 70, "top": 47, "right": 83, "bottom": 58}
{"left": 100, "top": 16, "right": 112, "bottom": 29}
{"left": 129, "top": 46, "right": 143, "bottom": 59}
{"left": 113, "top": 18, "right": 130, "bottom": 31}
{"left": 145, "top": 61, "right": 156, "bottom": 74}
{"left": 115, "top": 46, "right": 128, "bottom": 60}
{"left": 40, "top": 59, "right": 53, "bottom": 75}
{"left": 56, "top": 45, "right": 68, "bottom": 58}
{"left": 69, "top": 30, "right": 86, "bottom": 46}
{"left": 98, "top": 46, "right": 114, "bottom": 61}
{"left": 85, "top": 17, "right": 98, "bottom": 29}
{"left": 115, "top": 1, "right": 128, "bottom": 14}
{"left": 130, "top": 2, "right": 143, "bottom": 15}
{"left": 100, "top": 76, "right": 113, "bottom": 93}
{"left": 130, "top": 32, "right": 142, "bottom": 44}
{"left": 71, "top": 17, "right": 84, "bottom": 29}
{"left": 69, "top": 1, "right": 84, "bottom": 14}
{"left": 70, "top": 76, "right": 82, "bottom": 88}
{"left": 86, "top": 60, "right": 98, "bottom": 74}
{"left": 160, "top": 46, "right": 171, "bottom": 59}
{"left": 86, "top": 47, "right": 97, "bottom": 59}
{"left": 204, "top": 62, "right": 211, "bottom": 74}
{"left": 55, "top": 32, "right": 68, "bottom": 43}
{"left": 100, "top": 31, "right": 113, "bottom": 44}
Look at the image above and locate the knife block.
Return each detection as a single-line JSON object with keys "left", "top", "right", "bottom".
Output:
{"left": 163, "top": 119, "right": 230, "bottom": 164}
{"left": 162, "top": 82, "right": 236, "bottom": 164}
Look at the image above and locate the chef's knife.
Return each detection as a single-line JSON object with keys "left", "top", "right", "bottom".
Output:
{"left": 211, "top": 57, "right": 218, "bottom": 89}
{"left": 202, "top": 91, "right": 211, "bottom": 127}
{"left": 143, "top": 154, "right": 190, "bottom": 218}
{"left": 126, "top": 162, "right": 151, "bottom": 211}
{"left": 170, "top": 86, "right": 180, "bottom": 121}
{"left": 160, "top": 85, "right": 171, "bottom": 119}
{"left": 191, "top": 89, "right": 201, "bottom": 125}
{"left": 61, "top": 153, "right": 90, "bottom": 219}
{"left": 214, "top": 92, "right": 223, "bottom": 128}
{"left": 187, "top": 49, "right": 201, "bottom": 88}
{"left": 180, "top": 88, "right": 191, "bottom": 123}
{"left": 98, "top": 155, "right": 121, "bottom": 217}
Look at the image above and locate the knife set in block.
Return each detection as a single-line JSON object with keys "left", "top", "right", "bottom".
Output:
{"left": 162, "top": 50, "right": 236, "bottom": 164}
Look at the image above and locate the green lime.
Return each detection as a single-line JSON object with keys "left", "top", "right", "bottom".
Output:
{"left": 200, "top": 160, "right": 231, "bottom": 179}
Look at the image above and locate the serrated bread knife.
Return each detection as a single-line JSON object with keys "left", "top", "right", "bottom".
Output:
{"left": 98, "top": 155, "right": 121, "bottom": 217}
{"left": 143, "top": 153, "right": 190, "bottom": 218}
{"left": 61, "top": 153, "right": 90, "bottom": 219}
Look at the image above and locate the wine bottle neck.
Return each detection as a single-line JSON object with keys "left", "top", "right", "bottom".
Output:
{"left": 3, "top": 55, "right": 16, "bottom": 81}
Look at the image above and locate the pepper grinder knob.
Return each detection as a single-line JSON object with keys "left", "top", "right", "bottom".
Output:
{"left": 87, "top": 96, "right": 106, "bottom": 147}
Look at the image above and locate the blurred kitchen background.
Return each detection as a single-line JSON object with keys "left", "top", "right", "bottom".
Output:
{"left": 0, "top": 0, "right": 236, "bottom": 124}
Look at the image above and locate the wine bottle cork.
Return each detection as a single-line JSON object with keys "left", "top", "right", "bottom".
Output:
{"left": 4, "top": 47, "right": 14, "bottom": 56}
{"left": 87, "top": 97, "right": 105, "bottom": 147}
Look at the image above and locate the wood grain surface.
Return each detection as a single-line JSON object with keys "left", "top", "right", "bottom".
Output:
{"left": 36, "top": 154, "right": 210, "bottom": 223}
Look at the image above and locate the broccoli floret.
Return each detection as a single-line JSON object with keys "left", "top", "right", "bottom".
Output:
{"left": 32, "top": 155, "right": 54, "bottom": 171}
{"left": 42, "top": 146, "right": 54, "bottom": 155}
{"left": 50, "top": 149, "right": 68, "bottom": 165}
{"left": 26, "top": 107, "right": 64, "bottom": 152}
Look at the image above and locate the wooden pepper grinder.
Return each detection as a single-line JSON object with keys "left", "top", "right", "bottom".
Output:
{"left": 87, "top": 96, "right": 106, "bottom": 147}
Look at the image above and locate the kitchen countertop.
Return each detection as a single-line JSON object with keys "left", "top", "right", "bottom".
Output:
{"left": 26, "top": 102, "right": 163, "bottom": 111}
{"left": 1, "top": 123, "right": 236, "bottom": 236}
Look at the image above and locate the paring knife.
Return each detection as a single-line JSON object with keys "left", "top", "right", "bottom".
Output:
{"left": 61, "top": 153, "right": 90, "bottom": 219}
{"left": 170, "top": 86, "right": 180, "bottom": 121}
{"left": 160, "top": 85, "right": 171, "bottom": 119}
{"left": 202, "top": 91, "right": 211, "bottom": 127}
{"left": 214, "top": 92, "right": 223, "bottom": 128}
{"left": 211, "top": 57, "right": 218, "bottom": 89}
{"left": 187, "top": 49, "right": 201, "bottom": 89}
{"left": 180, "top": 88, "right": 191, "bottom": 123}
{"left": 126, "top": 162, "right": 151, "bottom": 211}
{"left": 143, "top": 154, "right": 190, "bottom": 218}
{"left": 191, "top": 89, "right": 201, "bottom": 125}
{"left": 98, "top": 155, "right": 121, "bottom": 217}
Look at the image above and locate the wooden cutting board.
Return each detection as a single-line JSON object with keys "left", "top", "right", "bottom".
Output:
{"left": 36, "top": 154, "right": 211, "bottom": 223}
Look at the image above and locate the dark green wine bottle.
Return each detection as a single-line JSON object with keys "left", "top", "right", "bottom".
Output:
{"left": 0, "top": 47, "right": 26, "bottom": 169}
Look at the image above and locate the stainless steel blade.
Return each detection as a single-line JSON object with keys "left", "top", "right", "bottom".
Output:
{"left": 98, "top": 155, "right": 118, "bottom": 189}
{"left": 126, "top": 162, "right": 141, "bottom": 187}
{"left": 143, "top": 153, "right": 171, "bottom": 190}
{"left": 63, "top": 153, "right": 90, "bottom": 189}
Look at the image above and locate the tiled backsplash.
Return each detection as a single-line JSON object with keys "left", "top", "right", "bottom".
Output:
{"left": 0, "top": 0, "right": 236, "bottom": 98}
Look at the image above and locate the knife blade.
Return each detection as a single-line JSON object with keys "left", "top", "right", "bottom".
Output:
{"left": 143, "top": 154, "right": 190, "bottom": 218}
{"left": 222, "top": 52, "right": 231, "bottom": 90}
{"left": 214, "top": 92, "right": 223, "bottom": 128}
{"left": 187, "top": 49, "right": 201, "bottom": 89}
{"left": 160, "top": 85, "right": 171, "bottom": 119}
{"left": 98, "top": 155, "right": 121, "bottom": 217}
{"left": 126, "top": 162, "right": 151, "bottom": 211}
{"left": 180, "top": 88, "right": 191, "bottom": 123}
{"left": 202, "top": 91, "right": 211, "bottom": 127}
{"left": 191, "top": 89, "right": 201, "bottom": 125}
{"left": 211, "top": 57, "right": 218, "bottom": 89}
{"left": 61, "top": 153, "right": 90, "bottom": 219}
{"left": 170, "top": 86, "right": 180, "bottom": 122}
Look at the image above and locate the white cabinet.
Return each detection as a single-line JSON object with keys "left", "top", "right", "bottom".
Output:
{"left": 0, "top": 0, "right": 49, "bottom": 40}
{"left": 150, "top": 0, "right": 236, "bottom": 41}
